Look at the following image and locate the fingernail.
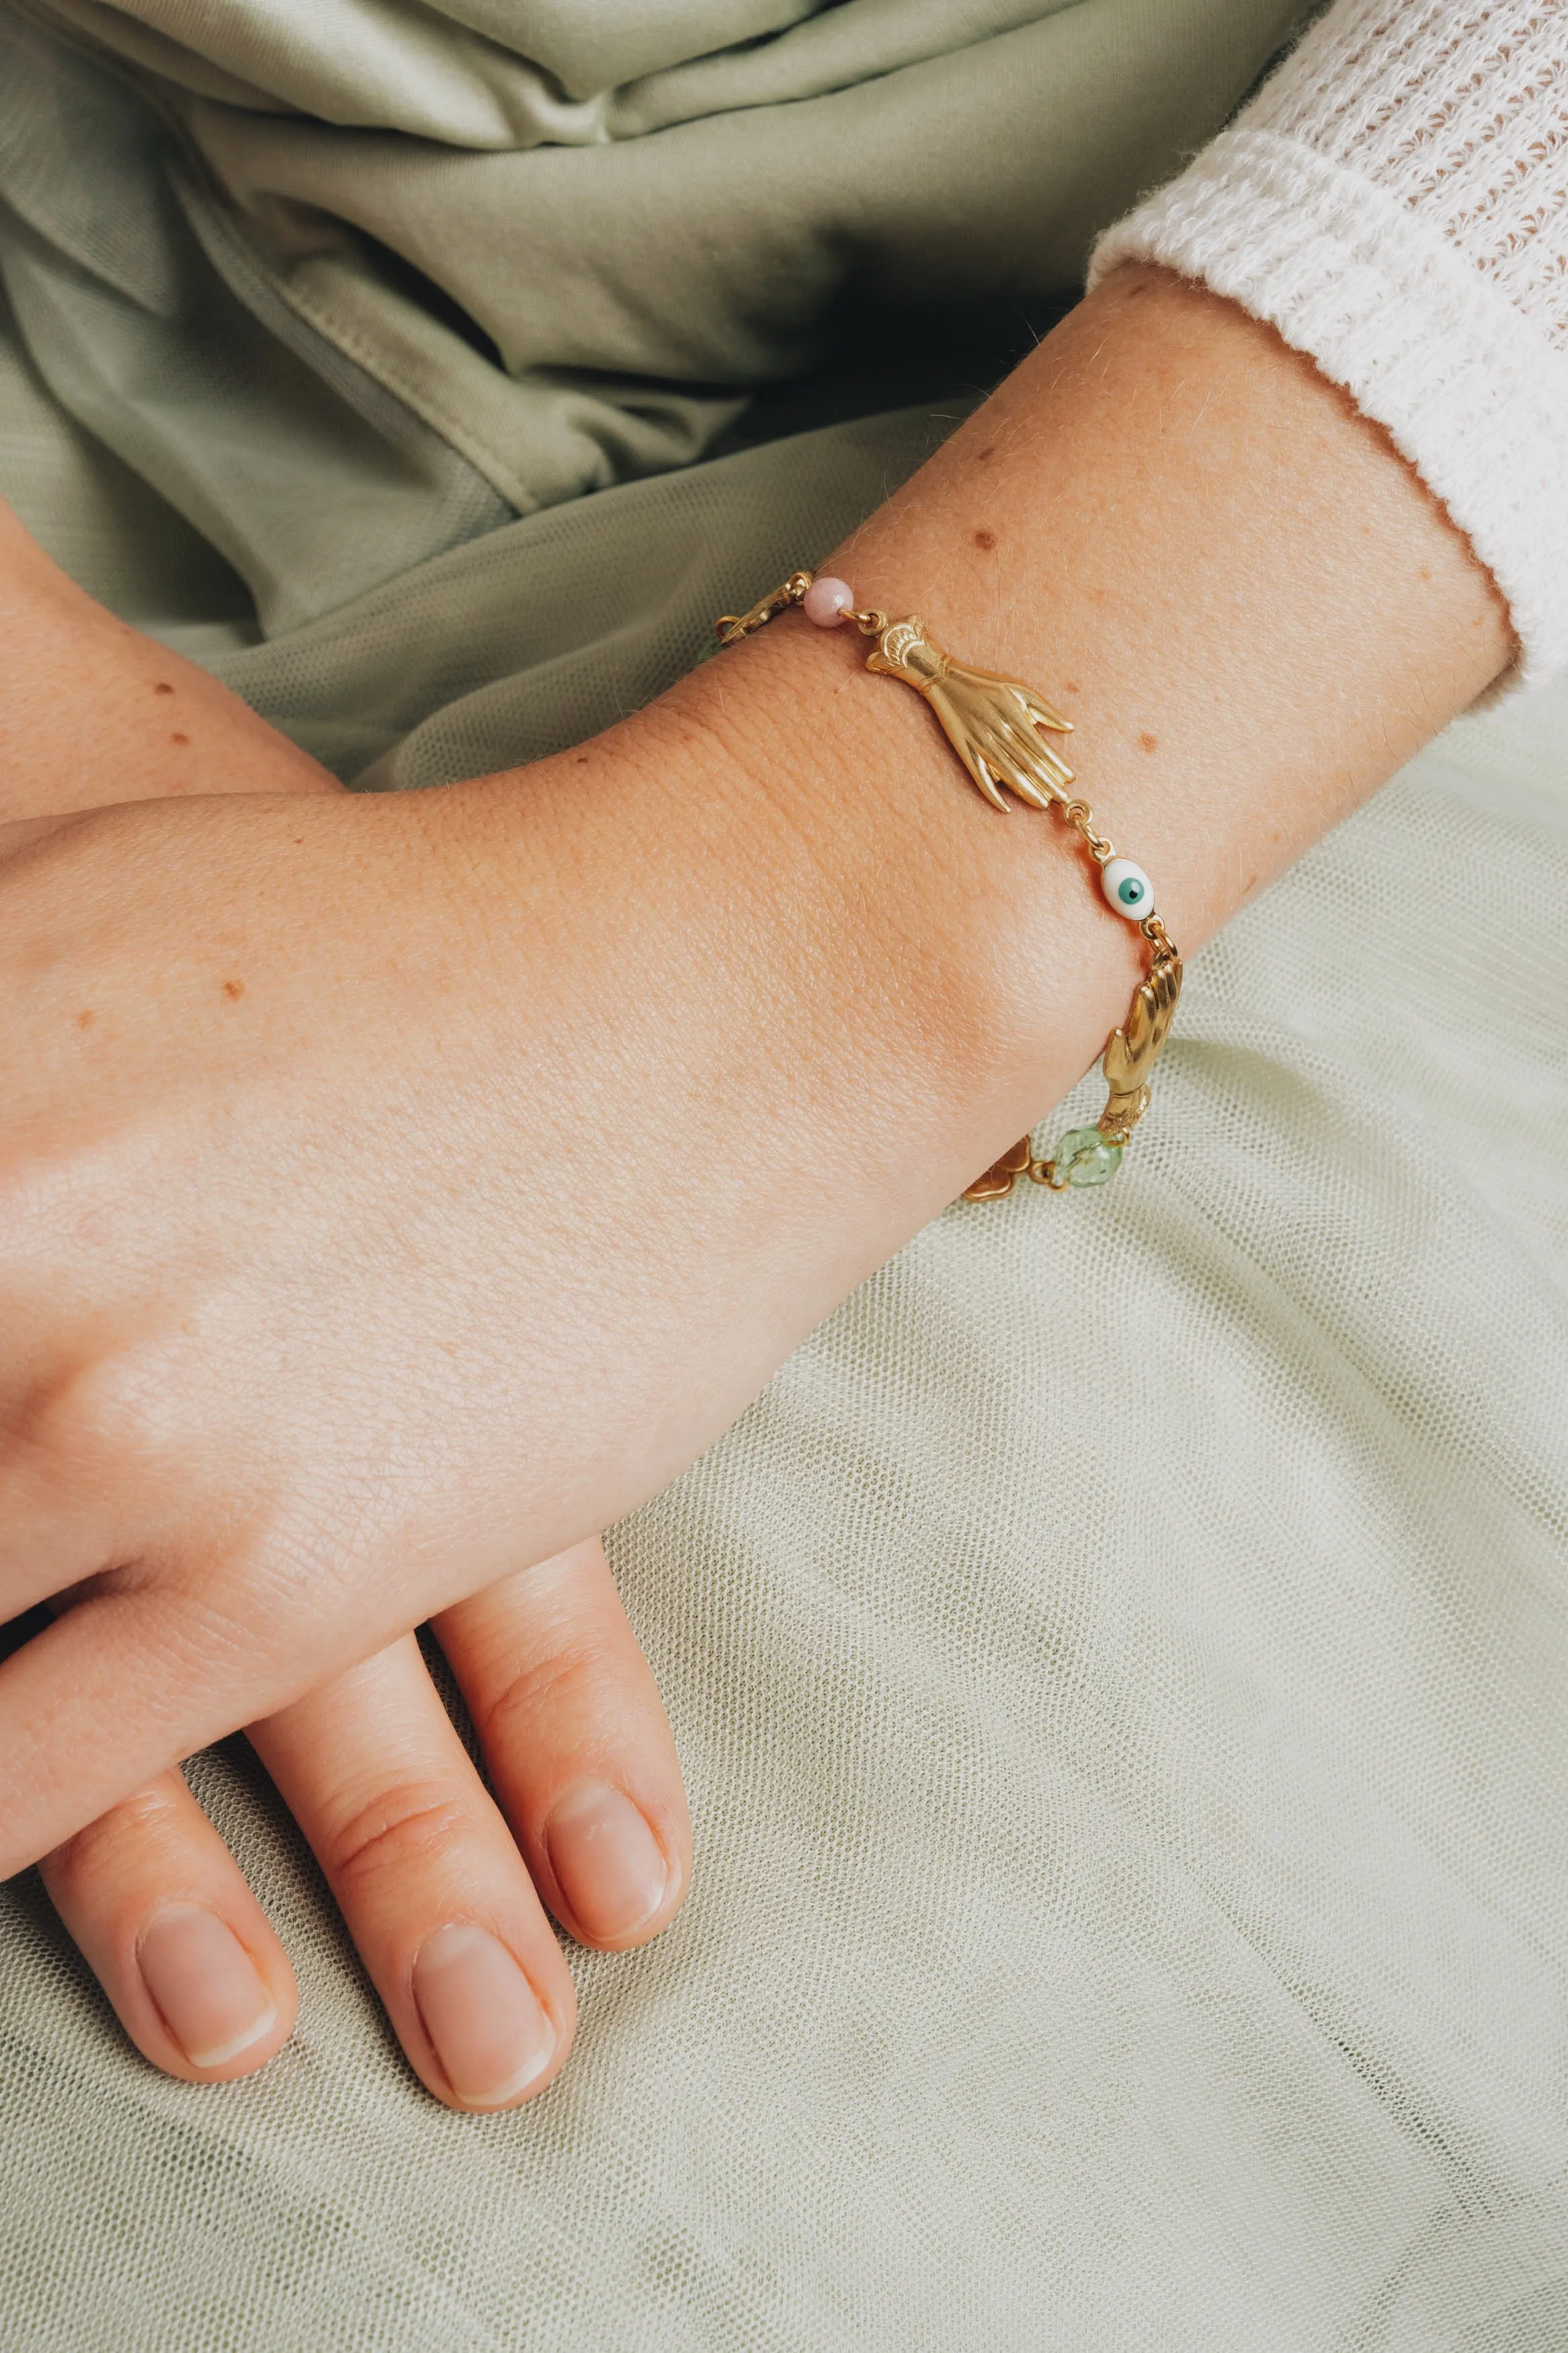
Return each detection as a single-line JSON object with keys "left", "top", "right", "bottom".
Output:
{"left": 138, "top": 1905, "right": 278, "bottom": 2069}
{"left": 544, "top": 1780, "right": 671, "bottom": 1944}
{"left": 412, "top": 1924, "right": 556, "bottom": 2108}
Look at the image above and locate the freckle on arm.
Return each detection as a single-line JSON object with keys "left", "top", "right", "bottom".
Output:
{"left": 170, "top": 732, "right": 190, "bottom": 746}
{"left": 973, "top": 528, "right": 997, "bottom": 551}
{"left": 222, "top": 979, "right": 245, "bottom": 1000}
{"left": 76, "top": 1009, "right": 95, "bottom": 1029}
{"left": 1139, "top": 731, "right": 1159, "bottom": 754}
{"left": 153, "top": 682, "right": 174, "bottom": 696}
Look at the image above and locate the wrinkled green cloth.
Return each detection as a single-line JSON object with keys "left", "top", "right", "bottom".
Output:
{"left": 5, "top": 5, "right": 1568, "bottom": 2350}
{"left": 0, "top": 0, "right": 1307, "bottom": 641}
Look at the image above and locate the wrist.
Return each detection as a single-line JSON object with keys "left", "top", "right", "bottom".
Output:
{"left": 660, "top": 267, "right": 1510, "bottom": 1186}
{"left": 674, "top": 623, "right": 1133, "bottom": 1191}
{"left": 456, "top": 264, "right": 1510, "bottom": 1244}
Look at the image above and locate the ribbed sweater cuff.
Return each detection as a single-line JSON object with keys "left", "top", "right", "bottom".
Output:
{"left": 1089, "top": 126, "right": 1568, "bottom": 692}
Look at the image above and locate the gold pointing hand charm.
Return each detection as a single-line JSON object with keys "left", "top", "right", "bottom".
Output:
{"left": 1100, "top": 953, "right": 1182, "bottom": 1140}
{"left": 866, "top": 616, "right": 1075, "bottom": 811}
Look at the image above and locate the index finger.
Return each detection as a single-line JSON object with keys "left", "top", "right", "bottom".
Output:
{"left": 0, "top": 1583, "right": 366, "bottom": 1879}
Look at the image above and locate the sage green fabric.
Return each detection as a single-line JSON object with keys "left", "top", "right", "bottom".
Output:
{"left": 4, "top": 3, "right": 1568, "bottom": 2348}
{"left": 0, "top": 0, "right": 1310, "bottom": 639}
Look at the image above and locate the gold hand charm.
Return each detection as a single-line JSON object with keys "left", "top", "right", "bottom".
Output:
{"left": 866, "top": 617, "right": 1075, "bottom": 811}
{"left": 1099, "top": 953, "right": 1182, "bottom": 1141}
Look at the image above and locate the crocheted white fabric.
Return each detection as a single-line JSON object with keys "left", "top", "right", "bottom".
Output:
{"left": 1091, "top": 1, "right": 1568, "bottom": 688}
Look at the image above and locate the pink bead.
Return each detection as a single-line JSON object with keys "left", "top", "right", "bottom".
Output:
{"left": 803, "top": 575, "right": 854, "bottom": 628}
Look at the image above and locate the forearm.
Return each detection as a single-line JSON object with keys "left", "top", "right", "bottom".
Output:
{"left": 800, "top": 262, "right": 1512, "bottom": 972}
{"left": 0, "top": 500, "right": 335, "bottom": 811}
{"left": 455, "top": 264, "right": 1510, "bottom": 1250}
{"left": 0, "top": 261, "right": 1508, "bottom": 1260}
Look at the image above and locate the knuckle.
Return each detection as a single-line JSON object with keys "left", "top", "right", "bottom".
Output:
{"left": 321, "top": 1781, "right": 474, "bottom": 1897}
{"left": 477, "top": 1641, "right": 626, "bottom": 1756}
{"left": 45, "top": 1778, "right": 186, "bottom": 1897}
{"left": 13, "top": 1349, "right": 168, "bottom": 1479}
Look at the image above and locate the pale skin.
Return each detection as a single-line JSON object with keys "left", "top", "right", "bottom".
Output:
{"left": 0, "top": 268, "right": 1509, "bottom": 2106}
{"left": 0, "top": 524, "right": 694, "bottom": 2106}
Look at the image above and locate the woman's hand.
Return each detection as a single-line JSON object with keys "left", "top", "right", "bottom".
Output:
{"left": 0, "top": 267, "right": 1509, "bottom": 1889}
{"left": 40, "top": 1546, "right": 690, "bottom": 2106}
{"left": 0, "top": 549, "right": 690, "bottom": 2105}
{"left": 0, "top": 757, "right": 917, "bottom": 1886}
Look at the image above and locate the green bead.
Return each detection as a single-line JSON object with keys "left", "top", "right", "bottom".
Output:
{"left": 1047, "top": 1127, "right": 1123, "bottom": 1189}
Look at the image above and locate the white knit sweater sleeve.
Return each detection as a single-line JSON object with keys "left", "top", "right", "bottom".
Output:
{"left": 1088, "top": 3, "right": 1568, "bottom": 688}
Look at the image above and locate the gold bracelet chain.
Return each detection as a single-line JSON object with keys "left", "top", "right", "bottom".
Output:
{"left": 712, "top": 568, "right": 1182, "bottom": 1201}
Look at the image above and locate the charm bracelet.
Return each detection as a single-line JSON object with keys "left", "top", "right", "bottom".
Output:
{"left": 710, "top": 568, "right": 1182, "bottom": 1201}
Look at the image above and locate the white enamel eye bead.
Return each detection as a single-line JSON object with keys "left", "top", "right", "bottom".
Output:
{"left": 1101, "top": 858, "right": 1155, "bottom": 920}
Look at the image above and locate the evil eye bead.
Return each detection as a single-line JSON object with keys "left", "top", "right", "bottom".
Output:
{"left": 1101, "top": 858, "right": 1154, "bottom": 920}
